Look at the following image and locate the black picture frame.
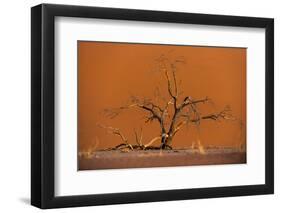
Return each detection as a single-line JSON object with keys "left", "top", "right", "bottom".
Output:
{"left": 31, "top": 3, "right": 274, "bottom": 209}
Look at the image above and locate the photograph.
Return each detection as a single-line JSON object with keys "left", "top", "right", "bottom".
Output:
{"left": 77, "top": 41, "right": 247, "bottom": 170}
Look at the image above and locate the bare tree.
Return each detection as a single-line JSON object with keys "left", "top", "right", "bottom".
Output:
{"left": 103, "top": 54, "right": 234, "bottom": 150}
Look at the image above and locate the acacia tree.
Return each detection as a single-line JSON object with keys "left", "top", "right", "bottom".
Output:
{"left": 102, "top": 54, "right": 234, "bottom": 150}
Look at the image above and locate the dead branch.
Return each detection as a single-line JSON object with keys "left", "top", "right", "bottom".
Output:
{"left": 134, "top": 128, "right": 143, "bottom": 146}
{"left": 98, "top": 123, "right": 164, "bottom": 151}
{"left": 97, "top": 123, "right": 134, "bottom": 150}
{"left": 191, "top": 106, "right": 235, "bottom": 123}
{"left": 144, "top": 136, "right": 162, "bottom": 148}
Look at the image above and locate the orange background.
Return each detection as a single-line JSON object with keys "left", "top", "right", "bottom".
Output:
{"left": 78, "top": 41, "right": 246, "bottom": 151}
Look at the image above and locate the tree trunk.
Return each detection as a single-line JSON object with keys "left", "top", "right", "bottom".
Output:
{"left": 166, "top": 135, "right": 173, "bottom": 145}
{"left": 160, "top": 134, "right": 173, "bottom": 149}
{"left": 160, "top": 133, "right": 166, "bottom": 149}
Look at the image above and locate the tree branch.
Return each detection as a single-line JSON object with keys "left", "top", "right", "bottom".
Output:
{"left": 97, "top": 123, "right": 133, "bottom": 150}
{"left": 144, "top": 136, "right": 161, "bottom": 148}
{"left": 190, "top": 106, "right": 234, "bottom": 123}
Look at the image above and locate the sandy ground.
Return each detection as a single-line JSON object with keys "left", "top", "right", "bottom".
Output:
{"left": 78, "top": 149, "right": 246, "bottom": 170}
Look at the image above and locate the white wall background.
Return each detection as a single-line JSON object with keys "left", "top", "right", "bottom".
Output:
{"left": 0, "top": 0, "right": 279, "bottom": 212}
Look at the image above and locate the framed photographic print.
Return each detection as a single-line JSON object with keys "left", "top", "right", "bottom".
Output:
{"left": 31, "top": 3, "right": 274, "bottom": 209}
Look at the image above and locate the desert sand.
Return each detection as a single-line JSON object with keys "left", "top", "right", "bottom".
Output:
{"left": 78, "top": 149, "right": 246, "bottom": 170}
